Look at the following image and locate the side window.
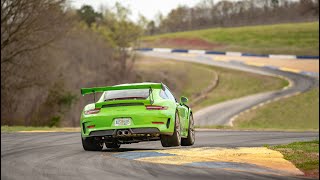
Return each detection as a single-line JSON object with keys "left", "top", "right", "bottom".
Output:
{"left": 159, "top": 90, "right": 169, "bottom": 99}
{"left": 164, "top": 87, "right": 177, "bottom": 102}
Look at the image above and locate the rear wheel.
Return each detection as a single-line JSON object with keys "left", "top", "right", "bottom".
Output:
{"left": 105, "top": 142, "right": 121, "bottom": 149}
{"left": 181, "top": 113, "right": 195, "bottom": 146}
{"left": 161, "top": 112, "right": 181, "bottom": 147}
{"left": 81, "top": 137, "right": 103, "bottom": 151}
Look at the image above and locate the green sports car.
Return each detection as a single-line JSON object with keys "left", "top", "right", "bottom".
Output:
{"left": 80, "top": 82, "right": 195, "bottom": 151}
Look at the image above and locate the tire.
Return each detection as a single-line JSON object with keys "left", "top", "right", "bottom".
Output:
{"left": 81, "top": 137, "right": 103, "bottom": 151}
{"left": 161, "top": 111, "right": 181, "bottom": 147}
{"left": 181, "top": 113, "right": 195, "bottom": 146}
{"left": 105, "top": 142, "right": 121, "bottom": 149}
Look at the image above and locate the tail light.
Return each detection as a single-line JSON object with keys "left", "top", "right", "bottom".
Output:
{"left": 145, "top": 105, "right": 168, "bottom": 110}
{"left": 84, "top": 108, "right": 101, "bottom": 115}
{"left": 152, "top": 122, "right": 164, "bottom": 124}
{"left": 87, "top": 125, "right": 95, "bottom": 128}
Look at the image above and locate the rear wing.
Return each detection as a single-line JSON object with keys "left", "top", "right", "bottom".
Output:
{"left": 80, "top": 83, "right": 163, "bottom": 95}
{"left": 80, "top": 83, "right": 164, "bottom": 104}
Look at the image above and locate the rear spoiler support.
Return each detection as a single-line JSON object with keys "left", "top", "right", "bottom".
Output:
{"left": 149, "top": 87, "right": 154, "bottom": 104}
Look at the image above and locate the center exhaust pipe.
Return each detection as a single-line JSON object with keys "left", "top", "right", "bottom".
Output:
{"left": 117, "top": 130, "right": 123, "bottom": 136}
{"left": 117, "top": 130, "right": 131, "bottom": 136}
{"left": 123, "top": 130, "right": 130, "bottom": 135}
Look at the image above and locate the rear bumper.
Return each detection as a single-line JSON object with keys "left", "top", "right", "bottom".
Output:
{"left": 84, "top": 127, "right": 166, "bottom": 144}
{"left": 89, "top": 127, "right": 160, "bottom": 137}
{"left": 80, "top": 109, "right": 176, "bottom": 137}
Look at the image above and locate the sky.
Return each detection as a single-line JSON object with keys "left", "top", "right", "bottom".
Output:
{"left": 69, "top": 0, "right": 203, "bottom": 22}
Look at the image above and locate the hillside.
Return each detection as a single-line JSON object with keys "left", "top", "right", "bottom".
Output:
{"left": 142, "top": 22, "right": 319, "bottom": 56}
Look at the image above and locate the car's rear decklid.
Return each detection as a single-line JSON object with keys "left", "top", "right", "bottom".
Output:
{"left": 95, "top": 99, "right": 151, "bottom": 108}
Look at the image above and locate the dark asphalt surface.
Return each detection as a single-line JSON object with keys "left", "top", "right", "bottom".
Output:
{"left": 1, "top": 52, "right": 319, "bottom": 180}
{"left": 1, "top": 131, "right": 318, "bottom": 180}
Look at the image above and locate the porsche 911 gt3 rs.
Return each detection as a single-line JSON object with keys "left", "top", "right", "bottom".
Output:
{"left": 80, "top": 82, "right": 195, "bottom": 151}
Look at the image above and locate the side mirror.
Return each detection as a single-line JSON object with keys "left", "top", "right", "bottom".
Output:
{"left": 180, "top": 96, "right": 188, "bottom": 104}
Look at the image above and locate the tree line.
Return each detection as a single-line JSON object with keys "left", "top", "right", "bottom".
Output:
{"left": 145, "top": 0, "right": 319, "bottom": 35}
{"left": 1, "top": 0, "right": 143, "bottom": 126}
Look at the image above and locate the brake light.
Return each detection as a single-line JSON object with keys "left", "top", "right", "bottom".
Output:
{"left": 84, "top": 108, "right": 101, "bottom": 115}
{"left": 87, "top": 125, "right": 95, "bottom": 128}
{"left": 145, "top": 105, "right": 168, "bottom": 110}
{"left": 152, "top": 122, "right": 164, "bottom": 124}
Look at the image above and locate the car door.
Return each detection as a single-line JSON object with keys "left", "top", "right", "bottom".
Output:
{"left": 164, "top": 87, "right": 188, "bottom": 136}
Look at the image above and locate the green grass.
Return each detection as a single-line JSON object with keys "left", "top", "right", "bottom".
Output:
{"left": 136, "top": 56, "right": 216, "bottom": 100}
{"left": 143, "top": 22, "right": 319, "bottom": 55}
{"left": 1, "top": 125, "right": 80, "bottom": 132}
{"left": 195, "top": 125, "right": 233, "bottom": 129}
{"left": 267, "top": 140, "right": 319, "bottom": 177}
{"left": 193, "top": 67, "right": 288, "bottom": 111}
{"left": 234, "top": 88, "right": 319, "bottom": 131}
{"left": 136, "top": 56, "right": 287, "bottom": 112}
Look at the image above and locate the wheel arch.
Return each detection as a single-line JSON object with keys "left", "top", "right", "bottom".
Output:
{"left": 187, "top": 106, "right": 193, "bottom": 132}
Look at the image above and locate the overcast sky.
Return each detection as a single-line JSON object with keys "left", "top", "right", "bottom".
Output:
{"left": 69, "top": 0, "right": 205, "bottom": 21}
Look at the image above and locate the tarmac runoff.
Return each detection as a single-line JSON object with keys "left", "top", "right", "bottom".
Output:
{"left": 112, "top": 147, "right": 303, "bottom": 176}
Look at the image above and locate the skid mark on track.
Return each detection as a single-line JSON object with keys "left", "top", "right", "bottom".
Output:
{"left": 112, "top": 147, "right": 303, "bottom": 176}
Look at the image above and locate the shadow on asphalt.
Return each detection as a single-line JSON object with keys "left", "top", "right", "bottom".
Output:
{"left": 102, "top": 148, "right": 161, "bottom": 153}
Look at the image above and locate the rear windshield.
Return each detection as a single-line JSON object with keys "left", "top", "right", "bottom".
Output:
{"left": 104, "top": 89, "right": 150, "bottom": 101}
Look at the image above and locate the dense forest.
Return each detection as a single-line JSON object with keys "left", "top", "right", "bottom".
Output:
{"left": 145, "top": 0, "right": 319, "bottom": 34}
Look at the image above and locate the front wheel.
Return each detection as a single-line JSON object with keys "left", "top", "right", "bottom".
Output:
{"left": 181, "top": 113, "right": 195, "bottom": 146}
{"left": 81, "top": 137, "right": 103, "bottom": 151}
{"left": 161, "top": 112, "right": 181, "bottom": 147}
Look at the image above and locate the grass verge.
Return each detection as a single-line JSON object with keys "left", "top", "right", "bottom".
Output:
{"left": 267, "top": 140, "right": 319, "bottom": 178}
{"left": 195, "top": 125, "right": 233, "bottom": 130}
{"left": 1, "top": 125, "right": 80, "bottom": 132}
{"left": 136, "top": 56, "right": 287, "bottom": 111}
{"left": 143, "top": 22, "right": 319, "bottom": 56}
{"left": 135, "top": 56, "right": 216, "bottom": 100}
{"left": 233, "top": 88, "right": 319, "bottom": 131}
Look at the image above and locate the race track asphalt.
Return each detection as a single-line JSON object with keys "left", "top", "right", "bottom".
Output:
{"left": 1, "top": 131, "right": 318, "bottom": 180}
{"left": 1, "top": 52, "right": 319, "bottom": 180}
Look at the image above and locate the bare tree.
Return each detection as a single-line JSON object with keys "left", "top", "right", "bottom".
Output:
{"left": 1, "top": 0, "right": 72, "bottom": 125}
{"left": 1, "top": 0, "right": 70, "bottom": 64}
{"left": 95, "top": 2, "right": 143, "bottom": 81}
{"left": 152, "top": 0, "right": 319, "bottom": 34}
